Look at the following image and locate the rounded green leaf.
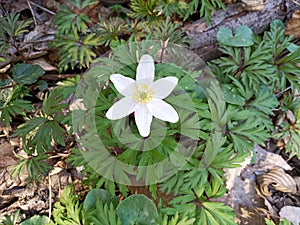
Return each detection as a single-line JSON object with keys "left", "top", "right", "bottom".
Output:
{"left": 217, "top": 25, "right": 254, "bottom": 47}
{"left": 12, "top": 63, "right": 45, "bottom": 85}
{"left": 20, "top": 215, "right": 49, "bottom": 225}
{"left": 116, "top": 194, "right": 158, "bottom": 225}
{"left": 83, "top": 189, "right": 119, "bottom": 211}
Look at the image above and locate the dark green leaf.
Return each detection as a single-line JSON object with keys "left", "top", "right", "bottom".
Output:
{"left": 12, "top": 64, "right": 44, "bottom": 85}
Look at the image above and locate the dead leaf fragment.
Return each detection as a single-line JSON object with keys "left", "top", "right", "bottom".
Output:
{"left": 241, "top": 0, "right": 265, "bottom": 11}
{"left": 29, "top": 58, "right": 57, "bottom": 71}
{"left": 257, "top": 167, "right": 297, "bottom": 197}
{"left": 285, "top": 10, "right": 300, "bottom": 37}
{"left": 285, "top": 110, "right": 296, "bottom": 124}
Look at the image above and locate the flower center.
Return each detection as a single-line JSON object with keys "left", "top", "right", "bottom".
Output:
{"left": 132, "top": 84, "right": 154, "bottom": 104}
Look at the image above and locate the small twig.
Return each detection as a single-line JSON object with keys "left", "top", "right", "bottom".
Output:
{"left": 275, "top": 86, "right": 292, "bottom": 98}
{"left": 0, "top": 84, "right": 15, "bottom": 90}
{"left": 28, "top": 1, "right": 56, "bottom": 16}
{"left": 27, "top": 0, "right": 38, "bottom": 28}
{"left": 159, "top": 38, "right": 169, "bottom": 63}
{"left": 291, "top": 0, "right": 300, "bottom": 6}
{"left": 48, "top": 174, "right": 52, "bottom": 223}
{"left": 41, "top": 74, "right": 80, "bottom": 80}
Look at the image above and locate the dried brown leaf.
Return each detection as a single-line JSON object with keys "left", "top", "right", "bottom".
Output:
{"left": 285, "top": 10, "right": 300, "bottom": 37}
{"left": 257, "top": 167, "right": 297, "bottom": 197}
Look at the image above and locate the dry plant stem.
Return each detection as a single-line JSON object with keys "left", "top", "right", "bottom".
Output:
{"left": 291, "top": 0, "right": 300, "bottom": 6}
{"left": 28, "top": 1, "right": 56, "bottom": 15}
{"left": 276, "top": 86, "right": 292, "bottom": 98}
{"left": 0, "top": 84, "right": 14, "bottom": 90}
{"left": 0, "top": 73, "right": 16, "bottom": 90}
{"left": 159, "top": 40, "right": 169, "bottom": 63}
{"left": 48, "top": 174, "right": 52, "bottom": 223}
{"left": 41, "top": 74, "right": 79, "bottom": 80}
{"left": 10, "top": 39, "right": 27, "bottom": 63}
{"left": 27, "top": 0, "right": 37, "bottom": 28}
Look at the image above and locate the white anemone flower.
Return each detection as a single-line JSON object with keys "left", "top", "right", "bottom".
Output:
{"left": 106, "top": 54, "right": 179, "bottom": 137}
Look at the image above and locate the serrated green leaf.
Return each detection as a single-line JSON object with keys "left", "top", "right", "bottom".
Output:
{"left": 13, "top": 117, "right": 47, "bottom": 137}
{"left": 43, "top": 89, "right": 68, "bottom": 116}
{"left": 199, "top": 202, "right": 237, "bottom": 225}
{"left": 12, "top": 64, "right": 44, "bottom": 85}
{"left": 1, "top": 99, "right": 32, "bottom": 126}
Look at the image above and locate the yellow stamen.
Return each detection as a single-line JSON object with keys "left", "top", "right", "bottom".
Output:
{"left": 132, "top": 84, "right": 154, "bottom": 104}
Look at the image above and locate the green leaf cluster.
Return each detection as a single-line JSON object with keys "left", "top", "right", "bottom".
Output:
{"left": 0, "top": 12, "right": 32, "bottom": 57}
{"left": 129, "top": 0, "right": 225, "bottom": 24}
{"left": 10, "top": 78, "right": 79, "bottom": 181}
{"left": 55, "top": 0, "right": 98, "bottom": 34}
{"left": 274, "top": 105, "right": 300, "bottom": 158}
{"left": 156, "top": 82, "right": 246, "bottom": 224}
{"left": 52, "top": 30, "right": 101, "bottom": 71}
{"left": 50, "top": 185, "right": 232, "bottom": 225}
{"left": 69, "top": 47, "right": 246, "bottom": 224}
{"left": 0, "top": 63, "right": 46, "bottom": 126}
{"left": 52, "top": 0, "right": 223, "bottom": 71}
{"left": 51, "top": 0, "right": 101, "bottom": 71}
{"left": 95, "top": 17, "right": 129, "bottom": 47}
{"left": 13, "top": 87, "right": 68, "bottom": 153}
{"left": 185, "top": 0, "right": 225, "bottom": 24}
{"left": 210, "top": 20, "right": 300, "bottom": 152}
{"left": 70, "top": 43, "right": 213, "bottom": 192}
{"left": 265, "top": 20, "right": 300, "bottom": 91}
{"left": 50, "top": 186, "right": 160, "bottom": 225}
{"left": 0, "top": 209, "right": 21, "bottom": 225}
{"left": 0, "top": 84, "right": 33, "bottom": 126}
{"left": 11, "top": 152, "right": 51, "bottom": 183}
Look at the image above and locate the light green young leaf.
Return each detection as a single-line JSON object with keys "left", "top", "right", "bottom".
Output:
{"left": 51, "top": 185, "right": 83, "bottom": 225}
{"left": 198, "top": 202, "right": 237, "bottom": 225}
{"left": 161, "top": 212, "right": 195, "bottom": 225}
{"left": 217, "top": 25, "right": 254, "bottom": 47}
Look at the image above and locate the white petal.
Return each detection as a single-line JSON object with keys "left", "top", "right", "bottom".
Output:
{"left": 135, "top": 104, "right": 153, "bottom": 137}
{"left": 110, "top": 74, "right": 135, "bottom": 96}
{"left": 136, "top": 55, "right": 154, "bottom": 84}
{"left": 152, "top": 76, "right": 178, "bottom": 99}
{"left": 106, "top": 96, "right": 137, "bottom": 120}
{"left": 147, "top": 98, "right": 179, "bottom": 123}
